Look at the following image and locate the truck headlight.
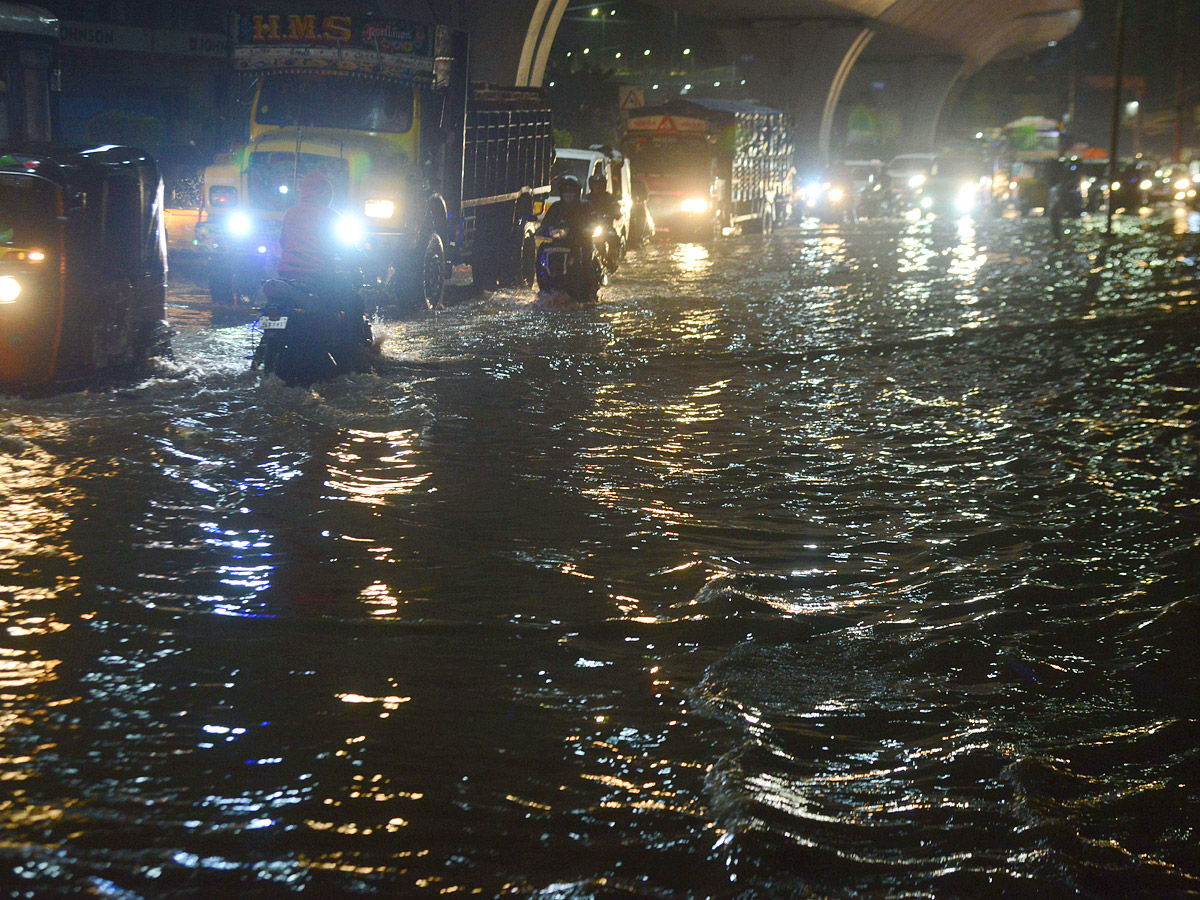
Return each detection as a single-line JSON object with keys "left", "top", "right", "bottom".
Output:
{"left": 680, "top": 197, "right": 709, "bottom": 213}
{"left": 0, "top": 275, "right": 21, "bottom": 304}
{"left": 364, "top": 199, "right": 396, "bottom": 219}
{"left": 336, "top": 216, "right": 365, "bottom": 246}
{"left": 955, "top": 184, "right": 976, "bottom": 213}
{"left": 227, "top": 211, "right": 253, "bottom": 237}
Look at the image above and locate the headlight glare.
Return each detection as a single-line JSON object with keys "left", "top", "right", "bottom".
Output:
{"left": 1139, "top": 179, "right": 1153, "bottom": 191}
{"left": 226, "top": 211, "right": 253, "bottom": 237}
{"left": 335, "top": 216, "right": 365, "bottom": 246}
{"left": 908, "top": 174, "right": 926, "bottom": 189}
{"left": 364, "top": 199, "right": 396, "bottom": 219}
{"left": 828, "top": 187, "right": 845, "bottom": 203}
{"left": 680, "top": 197, "right": 709, "bottom": 214}
{"left": 0, "top": 275, "right": 20, "bottom": 304}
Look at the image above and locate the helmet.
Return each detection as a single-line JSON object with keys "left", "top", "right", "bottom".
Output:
{"left": 558, "top": 175, "right": 582, "bottom": 198}
{"left": 588, "top": 173, "right": 606, "bottom": 190}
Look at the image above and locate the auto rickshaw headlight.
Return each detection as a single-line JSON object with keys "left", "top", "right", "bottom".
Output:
{"left": 0, "top": 275, "right": 21, "bottom": 304}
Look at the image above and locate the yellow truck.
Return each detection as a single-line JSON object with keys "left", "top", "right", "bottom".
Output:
{"left": 197, "top": 13, "right": 553, "bottom": 309}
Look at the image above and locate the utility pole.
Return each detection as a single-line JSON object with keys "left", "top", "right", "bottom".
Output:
{"left": 1105, "top": 0, "right": 1126, "bottom": 236}
{"left": 1174, "top": 0, "right": 1184, "bottom": 162}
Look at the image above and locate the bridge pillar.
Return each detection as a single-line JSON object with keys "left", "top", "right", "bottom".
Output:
{"left": 720, "top": 19, "right": 875, "bottom": 169}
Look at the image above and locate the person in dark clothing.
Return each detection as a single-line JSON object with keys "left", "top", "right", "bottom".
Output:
{"left": 585, "top": 172, "right": 621, "bottom": 269}
{"left": 540, "top": 175, "right": 593, "bottom": 242}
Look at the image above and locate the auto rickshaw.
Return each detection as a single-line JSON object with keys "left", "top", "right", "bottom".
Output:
{"left": 1, "top": 4, "right": 169, "bottom": 392}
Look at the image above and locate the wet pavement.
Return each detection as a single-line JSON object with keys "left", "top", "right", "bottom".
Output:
{"left": 1, "top": 208, "right": 1199, "bottom": 898}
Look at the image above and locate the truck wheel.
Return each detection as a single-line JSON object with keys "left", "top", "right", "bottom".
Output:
{"left": 518, "top": 233, "right": 537, "bottom": 286}
{"left": 411, "top": 232, "right": 446, "bottom": 310}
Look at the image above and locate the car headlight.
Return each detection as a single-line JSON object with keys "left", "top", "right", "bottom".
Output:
{"left": 226, "top": 211, "right": 253, "bottom": 237}
{"left": 1111, "top": 181, "right": 1122, "bottom": 192}
{"left": 1139, "top": 179, "right": 1153, "bottom": 191}
{"left": 1175, "top": 178, "right": 1191, "bottom": 191}
{"left": 0, "top": 275, "right": 20, "bottom": 304}
{"left": 335, "top": 216, "right": 366, "bottom": 246}
{"left": 1080, "top": 179, "right": 1090, "bottom": 192}
{"left": 364, "top": 199, "right": 396, "bottom": 219}
{"left": 908, "top": 174, "right": 926, "bottom": 189}
{"left": 828, "top": 187, "right": 845, "bottom": 203}
{"left": 680, "top": 197, "right": 709, "bottom": 214}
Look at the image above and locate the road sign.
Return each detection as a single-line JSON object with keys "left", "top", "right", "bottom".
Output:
{"left": 620, "top": 85, "right": 645, "bottom": 111}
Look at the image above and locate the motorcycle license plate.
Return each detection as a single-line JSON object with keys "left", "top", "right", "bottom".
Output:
{"left": 259, "top": 316, "right": 288, "bottom": 330}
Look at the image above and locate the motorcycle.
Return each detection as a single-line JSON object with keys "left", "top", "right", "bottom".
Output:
{"left": 250, "top": 275, "right": 374, "bottom": 386}
{"left": 535, "top": 223, "right": 605, "bottom": 302}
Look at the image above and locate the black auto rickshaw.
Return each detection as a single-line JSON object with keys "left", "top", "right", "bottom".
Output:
{"left": 1, "top": 4, "right": 169, "bottom": 392}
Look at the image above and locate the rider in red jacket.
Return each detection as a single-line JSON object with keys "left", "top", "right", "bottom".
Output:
{"left": 277, "top": 171, "right": 342, "bottom": 281}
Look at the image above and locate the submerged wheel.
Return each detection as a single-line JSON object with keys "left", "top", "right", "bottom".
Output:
{"left": 394, "top": 232, "right": 446, "bottom": 311}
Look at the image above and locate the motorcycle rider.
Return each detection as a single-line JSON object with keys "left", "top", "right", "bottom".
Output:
{"left": 276, "top": 170, "right": 362, "bottom": 317}
{"left": 585, "top": 171, "right": 621, "bottom": 270}
{"left": 538, "top": 175, "right": 602, "bottom": 297}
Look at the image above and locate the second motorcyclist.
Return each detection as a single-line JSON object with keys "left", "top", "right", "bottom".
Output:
{"left": 585, "top": 171, "right": 621, "bottom": 272}
{"left": 537, "top": 175, "right": 604, "bottom": 300}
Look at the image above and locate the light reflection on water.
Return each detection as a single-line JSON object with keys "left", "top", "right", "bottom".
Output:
{"left": 0, "top": 215, "right": 1198, "bottom": 896}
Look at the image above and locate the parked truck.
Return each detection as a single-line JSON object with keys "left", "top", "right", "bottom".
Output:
{"left": 619, "top": 98, "right": 792, "bottom": 240}
{"left": 198, "top": 12, "right": 554, "bottom": 310}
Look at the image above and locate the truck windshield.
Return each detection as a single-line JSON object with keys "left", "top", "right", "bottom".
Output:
{"left": 621, "top": 138, "right": 710, "bottom": 178}
{"left": 0, "top": 174, "right": 57, "bottom": 246}
{"left": 551, "top": 156, "right": 597, "bottom": 187}
{"left": 256, "top": 75, "right": 414, "bottom": 134}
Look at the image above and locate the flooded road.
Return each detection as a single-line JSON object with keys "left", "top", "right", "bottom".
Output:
{"left": 2, "top": 211, "right": 1199, "bottom": 898}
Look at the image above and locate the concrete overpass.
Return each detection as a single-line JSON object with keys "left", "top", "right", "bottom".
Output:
{"left": 418, "top": 0, "right": 1081, "bottom": 165}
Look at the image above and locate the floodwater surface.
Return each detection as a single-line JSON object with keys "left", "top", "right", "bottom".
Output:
{"left": 2, "top": 210, "right": 1199, "bottom": 898}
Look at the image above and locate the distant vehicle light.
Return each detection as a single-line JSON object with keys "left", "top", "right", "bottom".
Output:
{"left": 908, "top": 174, "right": 926, "bottom": 189}
{"left": 1175, "top": 178, "right": 1191, "bottom": 190}
{"left": 1080, "top": 179, "right": 1090, "bottom": 193}
{"left": 955, "top": 184, "right": 977, "bottom": 213}
{"left": 827, "top": 187, "right": 845, "bottom": 203}
{"left": 278, "top": 184, "right": 289, "bottom": 195}
{"left": 920, "top": 196, "right": 933, "bottom": 209}
{"left": 592, "top": 224, "right": 604, "bottom": 238}
{"left": 1111, "top": 181, "right": 1122, "bottom": 192}
{"left": 335, "top": 216, "right": 366, "bottom": 245}
{"left": 805, "top": 182, "right": 822, "bottom": 201}
{"left": 680, "top": 197, "right": 709, "bottom": 213}
{"left": 364, "top": 199, "right": 396, "bottom": 219}
{"left": 257, "top": 245, "right": 268, "bottom": 254}
{"left": 0, "top": 275, "right": 20, "bottom": 304}
{"left": 227, "top": 211, "right": 253, "bottom": 237}
{"left": 1175, "top": 192, "right": 1186, "bottom": 201}
{"left": 1139, "top": 179, "right": 1153, "bottom": 191}
{"left": 209, "top": 185, "right": 237, "bottom": 207}
{"left": 27, "top": 250, "right": 45, "bottom": 262}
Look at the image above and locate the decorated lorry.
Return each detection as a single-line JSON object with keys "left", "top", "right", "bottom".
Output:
{"left": 198, "top": 12, "right": 554, "bottom": 310}
{"left": 619, "top": 98, "right": 792, "bottom": 240}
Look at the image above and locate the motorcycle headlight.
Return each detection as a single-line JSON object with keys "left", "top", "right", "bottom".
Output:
{"left": 680, "top": 197, "right": 709, "bottom": 214}
{"left": 226, "top": 211, "right": 253, "bottom": 237}
{"left": 336, "top": 216, "right": 366, "bottom": 246}
{"left": 828, "top": 187, "right": 845, "bottom": 203}
{"left": 1139, "top": 179, "right": 1153, "bottom": 191}
{"left": 364, "top": 199, "right": 396, "bottom": 219}
{"left": 908, "top": 174, "right": 926, "bottom": 189}
{"left": 0, "top": 275, "right": 20, "bottom": 304}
